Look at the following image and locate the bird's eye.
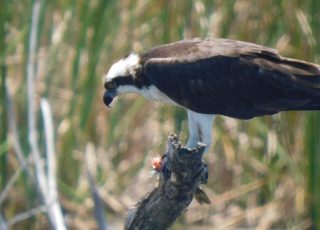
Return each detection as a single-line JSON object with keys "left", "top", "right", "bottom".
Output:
{"left": 105, "top": 81, "right": 116, "bottom": 90}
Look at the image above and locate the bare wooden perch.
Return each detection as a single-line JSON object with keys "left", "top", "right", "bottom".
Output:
{"left": 124, "top": 133, "right": 210, "bottom": 230}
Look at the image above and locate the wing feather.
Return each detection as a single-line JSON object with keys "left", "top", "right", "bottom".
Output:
{"left": 141, "top": 38, "right": 320, "bottom": 119}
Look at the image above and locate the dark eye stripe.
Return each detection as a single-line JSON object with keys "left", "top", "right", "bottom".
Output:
{"left": 113, "top": 76, "right": 134, "bottom": 86}
{"left": 105, "top": 75, "right": 149, "bottom": 90}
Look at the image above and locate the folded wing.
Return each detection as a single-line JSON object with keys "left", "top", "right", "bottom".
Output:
{"left": 142, "top": 38, "right": 320, "bottom": 119}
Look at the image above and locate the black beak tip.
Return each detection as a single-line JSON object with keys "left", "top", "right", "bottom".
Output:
{"left": 103, "top": 92, "right": 114, "bottom": 108}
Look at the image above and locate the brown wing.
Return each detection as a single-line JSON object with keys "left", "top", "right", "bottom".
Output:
{"left": 141, "top": 38, "right": 278, "bottom": 62}
{"left": 141, "top": 38, "right": 320, "bottom": 119}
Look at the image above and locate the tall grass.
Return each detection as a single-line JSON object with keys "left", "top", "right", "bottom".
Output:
{"left": 0, "top": 0, "right": 7, "bottom": 190}
{"left": 306, "top": 113, "right": 320, "bottom": 229}
{"left": 0, "top": 0, "right": 319, "bottom": 229}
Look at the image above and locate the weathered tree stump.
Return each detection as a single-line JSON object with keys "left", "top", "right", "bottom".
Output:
{"left": 124, "top": 133, "right": 210, "bottom": 230}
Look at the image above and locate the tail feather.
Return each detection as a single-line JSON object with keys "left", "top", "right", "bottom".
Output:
{"left": 294, "top": 74, "right": 320, "bottom": 91}
{"left": 285, "top": 97, "right": 320, "bottom": 111}
{"left": 284, "top": 59, "right": 320, "bottom": 102}
{"left": 250, "top": 51, "right": 320, "bottom": 112}
{"left": 284, "top": 60, "right": 320, "bottom": 111}
{"left": 281, "top": 57, "right": 320, "bottom": 76}
{"left": 268, "top": 54, "right": 320, "bottom": 94}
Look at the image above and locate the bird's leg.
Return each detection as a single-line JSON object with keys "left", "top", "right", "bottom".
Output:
{"left": 186, "top": 110, "right": 215, "bottom": 153}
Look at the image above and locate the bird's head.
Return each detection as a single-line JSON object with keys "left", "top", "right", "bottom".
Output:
{"left": 103, "top": 53, "right": 142, "bottom": 107}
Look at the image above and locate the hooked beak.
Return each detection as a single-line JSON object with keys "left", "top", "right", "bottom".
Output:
{"left": 103, "top": 90, "right": 117, "bottom": 108}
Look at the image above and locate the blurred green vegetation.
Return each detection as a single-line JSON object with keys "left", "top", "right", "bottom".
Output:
{"left": 0, "top": 0, "right": 319, "bottom": 229}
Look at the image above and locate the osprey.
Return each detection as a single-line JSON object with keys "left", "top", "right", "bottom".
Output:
{"left": 103, "top": 38, "right": 320, "bottom": 150}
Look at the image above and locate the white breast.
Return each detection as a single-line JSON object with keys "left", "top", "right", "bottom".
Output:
{"left": 140, "top": 85, "right": 178, "bottom": 106}
{"left": 115, "top": 84, "right": 178, "bottom": 106}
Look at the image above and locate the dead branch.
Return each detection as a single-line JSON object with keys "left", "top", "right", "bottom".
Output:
{"left": 124, "top": 133, "right": 210, "bottom": 230}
